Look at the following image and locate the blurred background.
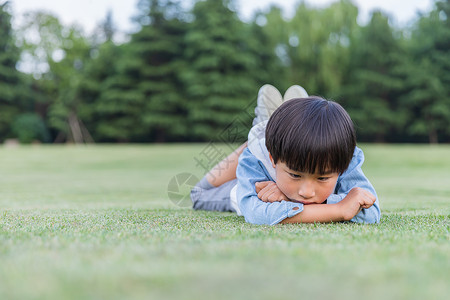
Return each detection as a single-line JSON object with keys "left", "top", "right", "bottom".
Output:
{"left": 0, "top": 0, "right": 449, "bottom": 144}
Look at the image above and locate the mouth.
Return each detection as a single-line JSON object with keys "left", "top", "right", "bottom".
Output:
{"left": 289, "top": 198, "right": 311, "bottom": 205}
{"left": 300, "top": 201, "right": 312, "bottom": 205}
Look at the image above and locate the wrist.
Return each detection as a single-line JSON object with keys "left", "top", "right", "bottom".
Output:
{"left": 336, "top": 202, "right": 354, "bottom": 221}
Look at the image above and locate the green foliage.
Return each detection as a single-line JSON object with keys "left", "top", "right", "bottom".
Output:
{"left": 340, "top": 11, "right": 406, "bottom": 142}
{"left": 183, "top": 0, "right": 259, "bottom": 141}
{"left": 0, "top": 3, "right": 33, "bottom": 141}
{"left": 17, "top": 11, "right": 93, "bottom": 143}
{"left": 261, "top": 0, "right": 359, "bottom": 94}
{"left": 398, "top": 0, "right": 450, "bottom": 143}
{"left": 1, "top": 0, "right": 449, "bottom": 143}
{"left": 88, "top": 0, "right": 189, "bottom": 142}
{"left": 77, "top": 41, "right": 122, "bottom": 142}
{"left": 11, "top": 113, "right": 50, "bottom": 143}
{"left": 132, "top": 0, "right": 189, "bottom": 142}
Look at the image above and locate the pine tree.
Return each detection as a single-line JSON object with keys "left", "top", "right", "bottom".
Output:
{"left": 340, "top": 11, "right": 405, "bottom": 142}
{"left": 94, "top": 0, "right": 187, "bottom": 142}
{"left": 75, "top": 11, "right": 122, "bottom": 142}
{"left": 91, "top": 43, "right": 145, "bottom": 142}
{"left": 183, "top": 0, "right": 259, "bottom": 142}
{"left": 399, "top": 0, "right": 450, "bottom": 143}
{"left": 76, "top": 40, "right": 121, "bottom": 142}
{"left": 136, "top": 0, "right": 188, "bottom": 142}
{"left": 0, "top": 2, "right": 25, "bottom": 141}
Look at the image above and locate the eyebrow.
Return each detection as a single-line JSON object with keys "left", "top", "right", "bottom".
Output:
{"left": 286, "top": 168, "right": 335, "bottom": 175}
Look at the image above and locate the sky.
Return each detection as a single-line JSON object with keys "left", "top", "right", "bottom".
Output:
{"left": 7, "top": 0, "right": 435, "bottom": 37}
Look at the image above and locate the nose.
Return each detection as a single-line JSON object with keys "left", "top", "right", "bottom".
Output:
{"left": 298, "top": 180, "right": 315, "bottom": 199}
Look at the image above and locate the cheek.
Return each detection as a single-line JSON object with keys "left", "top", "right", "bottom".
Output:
{"left": 275, "top": 176, "right": 294, "bottom": 196}
{"left": 318, "top": 182, "right": 337, "bottom": 199}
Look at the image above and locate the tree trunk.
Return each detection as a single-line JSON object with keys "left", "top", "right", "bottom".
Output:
{"left": 68, "top": 111, "right": 95, "bottom": 144}
{"left": 428, "top": 128, "right": 438, "bottom": 144}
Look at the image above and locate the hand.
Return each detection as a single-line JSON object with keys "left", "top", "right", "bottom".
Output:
{"left": 255, "top": 181, "right": 289, "bottom": 203}
{"left": 339, "top": 187, "right": 376, "bottom": 221}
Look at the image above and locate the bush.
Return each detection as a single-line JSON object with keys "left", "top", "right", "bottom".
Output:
{"left": 11, "top": 113, "right": 51, "bottom": 143}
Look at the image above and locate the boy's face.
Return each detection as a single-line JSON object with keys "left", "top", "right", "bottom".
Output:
{"left": 270, "top": 156, "right": 339, "bottom": 205}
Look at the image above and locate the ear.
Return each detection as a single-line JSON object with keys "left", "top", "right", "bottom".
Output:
{"left": 269, "top": 153, "right": 276, "bottom": 168}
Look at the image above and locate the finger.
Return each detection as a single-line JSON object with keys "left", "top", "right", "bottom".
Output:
{"left": 268, "top": 194, "right": 283, "bottom": 202}
{"left": 258, "top": 187, "right": 272, "bottom": 202}
{"left": 256, "top": 182, "right": 271, "bottom": 194}
{"left": 266, "top": 184, "right": 278, "bottom": 195}
{"left": 361, "top": 190, "right": 376, "bottom": 202}
{"left": 257, "top": 190, "right": 265, "bottom": 201}
{"left": 259, "top": 183, "right": 282, "bottom": 202}
{"left": 268, "top": 188, "right": 285, "bottom": 202}
{"left": 259, "top": 183, "right": 275, "bottom": 194}
{"left": 267, "top": 190, "right": 279, "bottom": 202}
{"left": 256, "top": 181, "right": 271, "bottom": 188}
{"left": 255, "top": 185, "right": 262, "bottom": 194}
{"left": 363, "top": 194, "right": 376, "bottom": 206}
{"left": 262, "top": 185, "right": 279, "bottom": 202}
{"left": 361, "top": 202, "right": 374, "bottom": 209}
{"left": 255, "top": 182, "right": 263, "bottom": 193}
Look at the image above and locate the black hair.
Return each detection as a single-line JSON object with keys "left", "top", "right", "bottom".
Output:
{"left": 265, "top": 97, "right": 356, "bottom": 174}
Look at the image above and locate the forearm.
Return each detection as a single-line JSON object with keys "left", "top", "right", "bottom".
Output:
{"left": 280, "top": 204, "right": 345, "bottom": 224}
{"left": 351, "top": 202, "right": 380, "bottom": 224}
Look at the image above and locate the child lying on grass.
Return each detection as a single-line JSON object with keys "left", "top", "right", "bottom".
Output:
{"left": 190, "top": 84, "right": 380, "bottom": 225}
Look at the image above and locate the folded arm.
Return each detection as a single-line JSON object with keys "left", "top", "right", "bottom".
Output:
{"left": 237, "top": 148, "right": 304, "bottom": 225}
{"left": 255, "top": 181, "right": 377, "bottom": 224}
{"left": 237, "top": 147, "right": 380, "bottom": 225}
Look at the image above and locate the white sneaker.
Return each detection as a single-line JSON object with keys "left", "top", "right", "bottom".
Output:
{"left": 253, "top": 84, "right": 283, "bottom": 126}
{"left": 283, "top": 85, "right": 309, "bottom": 101}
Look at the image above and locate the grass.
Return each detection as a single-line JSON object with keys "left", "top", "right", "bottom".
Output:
{"left": 0, "top": 144, "right": 448, "bottom": 300}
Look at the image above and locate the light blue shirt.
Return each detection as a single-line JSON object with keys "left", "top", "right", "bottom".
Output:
{"left": 236, "top": 146, "right": 381, "bottom": 225}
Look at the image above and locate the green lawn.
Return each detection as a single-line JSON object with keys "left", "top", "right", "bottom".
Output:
{"left": 0, "top": 144, "right": 449, "bottom": 300}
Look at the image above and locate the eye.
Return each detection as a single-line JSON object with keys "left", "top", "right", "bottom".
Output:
{"left": 317, "top": 176, "right": 330, "bottom": 181}
{"left": 289, "top": 172, "right": 301, "bottom": 179}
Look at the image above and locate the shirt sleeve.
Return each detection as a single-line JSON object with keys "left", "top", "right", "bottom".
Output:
{"left": 326, "top": 147, "right": 381, "bottom": 224}
{"left": 236, "top": 148, "right": 304, "bottom": 225}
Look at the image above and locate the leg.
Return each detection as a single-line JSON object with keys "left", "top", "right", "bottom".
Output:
{"left": 205, "top": 142, "right": 247, "bottom": 187}
{"left": 191, "top": 178, "right": 237, "bottom": 212}
{"left": 203, "top": 83, "right": 289, "bottom": 187}
{"left": 190, "top": 142, "right": 247, "bottom": 212}
{"left": 191, "top": 83, "right": 291, "bottom": 212}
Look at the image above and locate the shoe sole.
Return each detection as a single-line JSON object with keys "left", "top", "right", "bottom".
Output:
{"left": 283, "top": 85, "right": 309, "bottom": 102}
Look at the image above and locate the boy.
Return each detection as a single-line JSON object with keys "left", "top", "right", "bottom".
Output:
{"left": 190, "top": 84, "right": 380, "bottom": 225}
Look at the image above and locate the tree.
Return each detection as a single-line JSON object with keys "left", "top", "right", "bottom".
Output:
{"left": 93, "top": 0, "right": 187, "bottom": 142}
{"left": 339, "top": 11, "right": 405, "bottom": 142}
{"left": 261, "top": 0, "right": 359, "bottom": 95}
{"left": 17, "top": 12, "right": 93, "bottom": 143}
{"left": 76, "top": 12, "right": 121, "bottom": 142}
{"left": 81, "top": 40, "right": 144, "bottom": 142}
{"left": 399, "top": 0, "right": 450, "bottom": 143}
{"left": 254, "top": 6, "right": 290, "bottom": 89}
{"left": 246, "top": 18, "right": 285, "bottom": 90}
{"left": 135, "top": 0, "right": 188, "bottom": 142}
{"left": 182, "top": 0, "right": 260, "bottom": 142}
{"left": 0, "top": 2, "right": 34, "bottom": 141}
